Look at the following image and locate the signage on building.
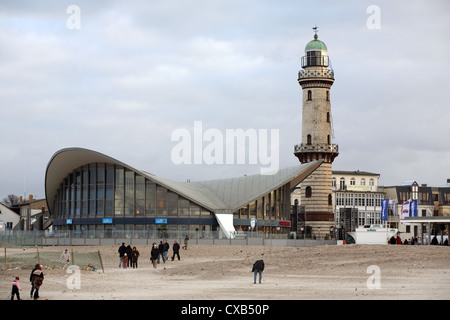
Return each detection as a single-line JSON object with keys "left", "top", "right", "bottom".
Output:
{"left": 155, "top": 218, "right": 167, "bottom": 224}
{"left": 250, "top": 218, "right": 257, "bottom": 229}
{"left": 102, "top": 218, "right": 113, "bottom": 224}
{"left": 279, "top": 221, "right": 291, "bottom": 227}
{"left": 66, "top": 219, "right": 72, "bottom": 224}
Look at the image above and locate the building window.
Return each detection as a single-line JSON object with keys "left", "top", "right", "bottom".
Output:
{"left": 327, "top": 112, "right": 330, "bottom": 123}
{"left": 361, "top": 178, "right": 366, "bottom": 186}
{"left": 307, "top": 134, "right": 312, "bottom": 145}
{"left": 350, "top": 178, "right": 356, "bottom": 186}
{"left": 327, "top": 135, "right": 330, "bottom": 145}
{"left": 328, "top": 194, "right": 332, "bottom": 205}
{"left": 340, "top": 178, "right": 345, "bottom": 190}
{"left": 307, "top": 90, "right": 312, "bottom": 101}
{"left": 369, "top": 178, "right": 374, "bottom": 186}
{"left": 326, "top": 90, "right": 329, "bottom": 101}
{"left": 305, "top": 186, "right": 312, "bottom": 198}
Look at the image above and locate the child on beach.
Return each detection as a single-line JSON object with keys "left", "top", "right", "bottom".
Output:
{"left": 11, "top": 276, "right": 22, "bottom": 300}
{"left": 121, "top": 253, "right": 128, "bottom": 268}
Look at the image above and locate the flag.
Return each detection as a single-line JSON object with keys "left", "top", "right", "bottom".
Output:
{"left": 410, "top": 199, "right": 418, "bottom": 217}
{"left": 401, "top": 200, "right": 411, "bottom": 220}
{"left": 381, "top": 199, "right": 389, "bottom": 221}
{"left": 391, "top": 199, "right": 396, "bottom": 216}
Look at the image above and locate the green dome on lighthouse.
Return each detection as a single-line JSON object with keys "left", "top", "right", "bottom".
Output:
{"left": 305, "top": 34, "right": 327, "bottom": 51}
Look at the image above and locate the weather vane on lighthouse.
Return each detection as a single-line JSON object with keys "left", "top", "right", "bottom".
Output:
{"left": 313, "top": 25, "right": 319, "bottom": 38}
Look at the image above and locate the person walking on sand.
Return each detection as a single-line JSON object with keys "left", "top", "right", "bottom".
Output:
{"left": 11, "top": 276, "right": 22, "bottom": 300}
{"left": 172, "top": 240, "right": 181, "bottom": 261}
{"left": 131, "top": 247, "right": 140, "bottom": 268}
{"left": 30, "top": 265, "right": 44, "bottom": 299}
{"left": 158, "top": 241, "right": 165, "bottom": 264}
{"left": 60, "top": 248, "right": 71, "bottom": 270}
{"left": 29, "top": 264, "right": 39, "bottom": 298}
{"left": 183, "top": 235, "right": 189, "bottom": 250}
{"left": 118, "top": 242, "right": 127, "bottom": 268}
{"left": 163, "top": 239, "right": 170, "bottom": 263}
{"left": 252, "top": 259, "right": 265, "bottom": 284}
{"left": 150, "top": 243, "right": 159, "bottom": 268}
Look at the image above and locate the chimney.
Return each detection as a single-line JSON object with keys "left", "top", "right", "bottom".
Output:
{"left": 29, "top": 194, "right": 33, "bottom": 202}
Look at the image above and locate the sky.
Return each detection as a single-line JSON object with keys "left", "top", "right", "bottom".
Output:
{"left": 0, "top": 0, "right": 449, "bottom": 201}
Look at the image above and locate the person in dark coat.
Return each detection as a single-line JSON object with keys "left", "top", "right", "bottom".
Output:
{"left": 131, "top": 247, "right": 140, "bottom": 268}
{"left": 252, "top": 260, "right": 265, "bottom": 284}
{"left": 30, "top": 265, "right": 44, "bottom": 299}
{"left": 158, "top": 241, "right": 165, "bottom": 264}
{"left": 118, "top": 242, "right": 127, "bottom": 268}
{"left": 29, "top": 264, "right": 39, "bottom": 298}
{"left": 389, "top": 236, "right": 396, "bottom": 245}
{"left": 431, "top": 236, "right": 438, "bottom": 245}
{"left": 150, "top": 243, "right": 159, "bottom": 268}
{"left": 163, "top": 240, "right": 170, "bottom": 262}
{"left": 171, "top": 240, "right": 181, "bottom": 261}
{"left": 126, "top": 245, "right": 133, "bottom": 263}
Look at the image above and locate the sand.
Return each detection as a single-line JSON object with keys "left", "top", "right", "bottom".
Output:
{"left": 1, "top": 244, "right": 449, "bottom": 300}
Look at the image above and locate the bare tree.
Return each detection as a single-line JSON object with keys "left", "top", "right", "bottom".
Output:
{"left": 2, "top": 194, "right": 20, "bottom": 207}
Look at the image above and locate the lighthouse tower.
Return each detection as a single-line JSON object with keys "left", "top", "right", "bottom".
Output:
{"left": 294, "top": 28, "right": 338, "bottom": 236}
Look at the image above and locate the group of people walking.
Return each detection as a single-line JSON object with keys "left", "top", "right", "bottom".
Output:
{"left": 118, "top": 243, "right": 141, "bottom": 268}
{"left": 10, "top": 263, "right": 44, "bottom": 300}
{"left": 118, "top": 237, "right": 187, "bottom": 269}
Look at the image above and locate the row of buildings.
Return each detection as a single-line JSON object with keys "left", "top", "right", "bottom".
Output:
{"left": 2, "top": 163, "right": 449, "bottom": 243}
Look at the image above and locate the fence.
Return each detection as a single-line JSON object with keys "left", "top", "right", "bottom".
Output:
{"left": 0, "top": 230, "right": 335, "bottom": 248}
{"left": 0, "top": 247, "right": 104, "bottom": 272}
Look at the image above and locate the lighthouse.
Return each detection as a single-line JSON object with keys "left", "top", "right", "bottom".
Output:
{"left": 294, "top": 28, "right": 339, "bottom": 237}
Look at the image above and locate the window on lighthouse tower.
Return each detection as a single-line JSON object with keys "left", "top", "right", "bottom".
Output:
{"left": 307, "top": 90, "right": 312, "bottom": 101}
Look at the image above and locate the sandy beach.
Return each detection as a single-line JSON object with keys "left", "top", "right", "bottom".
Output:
{"left": 1, "top": 243, "right": 449, "bottom": 301}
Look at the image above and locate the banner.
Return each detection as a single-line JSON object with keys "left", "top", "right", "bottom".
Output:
{"left": 410, "top": 199, "right": 418, "bottom": 217}
{"left": 401, "top": 200, "right": 411, "bottom": 219}
{"left": 381, "top": 199, "right": 389, "bottom": 221}
{"left": 390, "top": 199, "right": 396, "bottom": 216}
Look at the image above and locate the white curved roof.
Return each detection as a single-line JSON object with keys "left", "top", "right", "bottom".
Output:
{"left": 45, "top": 148, "right": 323, "bottom": 214}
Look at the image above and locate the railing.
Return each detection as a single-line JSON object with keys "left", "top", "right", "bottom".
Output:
{"left": 298, "top": 68, "right": 334, "bottom": 80}
{"left": 294, "top": 143, "right": 339, "bottom": 153}
{"left": 0, "top": 230, "right": 336, "bottom": 247}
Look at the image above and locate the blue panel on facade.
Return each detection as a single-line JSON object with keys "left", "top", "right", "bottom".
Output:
{"left": 155, "top": 218, "right": 167, "bottom": 224}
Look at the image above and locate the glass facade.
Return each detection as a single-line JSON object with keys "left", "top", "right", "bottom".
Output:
{"left": 233, "top": 183, "right": 291, "bottom": 234}
{"left": 53, "top": 163, "right": 214, "bottom": 232}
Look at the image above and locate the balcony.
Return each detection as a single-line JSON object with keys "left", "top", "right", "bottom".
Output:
{"left": 294, "top": 143, "right": 339, "bottom": 153}
{"left": 298, "top": 68, "right": 334, "bottom": 81}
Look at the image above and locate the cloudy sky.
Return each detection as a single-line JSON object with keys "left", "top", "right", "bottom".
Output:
{"left": 0, "top": 0, "right": 449, "bottom": 201}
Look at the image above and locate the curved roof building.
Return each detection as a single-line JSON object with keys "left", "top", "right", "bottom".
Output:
{"left": 45, "top": 148, "right": 322, "bottom": 238}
